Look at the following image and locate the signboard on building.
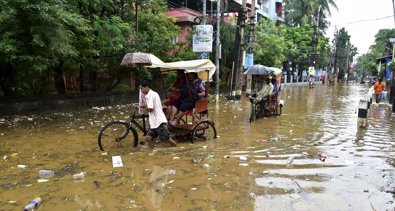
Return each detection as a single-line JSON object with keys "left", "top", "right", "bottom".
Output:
{"left": 193, "top": 25, "right": 213, "bottom": 53}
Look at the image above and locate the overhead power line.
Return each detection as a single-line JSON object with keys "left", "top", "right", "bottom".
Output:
{"left": 337, "top": 15, "right": 394, "bottom": 26}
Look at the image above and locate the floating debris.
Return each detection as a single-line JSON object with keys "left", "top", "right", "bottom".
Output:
{"left": 239, "top": 156, "right": 248, "bottom": 161}
{"left": 316, "top": 153, "right": 326, "bottom": 162}
{"left": 17, "top": 165, "right": 27, "bottom": 169}
{"left": 37, "top": 179, "right": 49, "bottom": 183}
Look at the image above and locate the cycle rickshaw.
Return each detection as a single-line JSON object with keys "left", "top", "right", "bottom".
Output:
{"left": 98, "top": 53, "right": 217, "bottom": 152}
{"left": 244, "top": 65, "right": 283, "bottom": 122}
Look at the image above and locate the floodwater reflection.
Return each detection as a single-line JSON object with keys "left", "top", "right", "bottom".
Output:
{"left": 0, "top": 83, "right": 394, "bottom": 210}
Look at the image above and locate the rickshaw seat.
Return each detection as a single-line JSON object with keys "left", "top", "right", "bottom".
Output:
{"left": 183, "top": 98, "right": 208, "bottom": 124}
{"left": 195, "top": 98, "right": 208, "bottom": 113}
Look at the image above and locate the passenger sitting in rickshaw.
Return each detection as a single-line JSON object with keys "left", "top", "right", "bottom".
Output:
{"left": 163, "top": 70, "right": 185, "bottom": 119}
{"left": 271, "top": 77, "right": 278, "bottom": 97}
{"left": 169, "top": 74, "right": 199, "bottom": 126}
{"left": 189, "top": 72, "right": 206, "bottom": 99}
{"left": 257, "top": 77, "right": 274, "bottom": 117}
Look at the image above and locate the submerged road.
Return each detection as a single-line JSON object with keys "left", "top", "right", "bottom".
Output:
{"left": 0, "top": 82, "right": 394, "bottom": 210}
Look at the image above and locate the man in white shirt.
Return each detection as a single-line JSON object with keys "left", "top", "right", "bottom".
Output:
{"left": 139, "top": 80, "right": 177, "bottom": 149}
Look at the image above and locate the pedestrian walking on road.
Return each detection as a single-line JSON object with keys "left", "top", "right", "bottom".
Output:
{"left": 374, "top": 78, "right": 385, "bottom": 104}
{"left": 139, "top": 79, "right": 177, "bottom": 149}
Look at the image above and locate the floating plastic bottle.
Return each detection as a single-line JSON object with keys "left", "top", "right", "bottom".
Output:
{"left": 72, "top": 172, "right": 85, "bottom": 180}
{"left": 23, "top": 197, "right": 41, "bottom": 211}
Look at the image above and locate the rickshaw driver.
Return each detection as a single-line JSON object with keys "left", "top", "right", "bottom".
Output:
{"left": 258, "top": 77, "right": 274, "bottom": 117}
{"left": 139, "top": 79, "right": 177, "bottom": 149}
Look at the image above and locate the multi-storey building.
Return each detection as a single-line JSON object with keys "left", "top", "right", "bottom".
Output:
{"left": 166, "top": 0, "right": 285, "bottom": 43}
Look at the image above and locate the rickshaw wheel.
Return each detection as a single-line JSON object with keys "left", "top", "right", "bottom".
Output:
{"left": 191, "top": 120, "right": 217, "bottom": 143}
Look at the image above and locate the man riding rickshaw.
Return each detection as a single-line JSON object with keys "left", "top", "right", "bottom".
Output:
{"left": 244, "top": 65, "right": 283, "bottom": 122}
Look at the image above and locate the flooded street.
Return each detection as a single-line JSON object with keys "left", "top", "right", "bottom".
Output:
{"left": 1, "top": 83, "right": 394, "bottom": 210}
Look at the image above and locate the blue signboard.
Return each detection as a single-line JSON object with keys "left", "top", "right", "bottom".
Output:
{"left": 198, "top": 52, "right": 209, "bottom": 60}
{"left": 244, "top": 53, "right": 254, "bottom": 69}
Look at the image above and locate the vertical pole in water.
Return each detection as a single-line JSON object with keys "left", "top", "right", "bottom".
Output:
{"left": 215, "top": 0, "right": 221, "bottom": 102}
{"left": 357, "top": 99, "right": 368, "bottom": 127}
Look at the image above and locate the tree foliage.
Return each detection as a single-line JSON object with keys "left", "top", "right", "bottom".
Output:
{"left": 0, "top": 0, "right": 181, "bottom": 97}
{"left": 254, "top": 19, "right": 286, "bottom": 67}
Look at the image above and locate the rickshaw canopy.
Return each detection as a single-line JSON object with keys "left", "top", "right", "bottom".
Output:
{"left": 147, "top": 59, "right": 216, "bottom": 81}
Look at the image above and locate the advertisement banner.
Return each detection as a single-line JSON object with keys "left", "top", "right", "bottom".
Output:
{"left": 193, "top": 25, "right": 213, "bottom": 52}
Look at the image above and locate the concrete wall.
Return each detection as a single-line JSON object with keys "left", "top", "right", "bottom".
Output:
{"left": 0, "top": 92, "right": 139, "bottom": 116}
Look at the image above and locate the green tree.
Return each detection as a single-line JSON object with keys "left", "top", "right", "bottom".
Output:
{"left": 254, "top": 19, "right": 286, "bottom": 67}
{"left": 283, "top": 26, "right": 313, "bottom": 76}
{"left": 332, "top": 28, "right": 357, "bottom": 81}
{"left": 285, "top": 0, "right": 337, "bottom": 67}
{"left": 0, "top": 0, "right": 89, "bottom": 96}
{"left": 220, "top": 23, "right": 236, "bottom": 88}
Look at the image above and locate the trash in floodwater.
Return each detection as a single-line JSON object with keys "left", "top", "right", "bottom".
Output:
{"left": 203, "top": 164, "right": 210, "bottom": 168}
{"left": 72, "top": 172, "right": 85, "bottom": 180}
{"left": 172, "top": 157, "right": 180, "bottom": 160}
{"left": 316, "top": 153, "right": 326, "bottom": 162}
{"left": 39, "top": 170, "right": 55, "bottom": 175}
{"left": 256, "top": 139, "right": 268, "bottom": 143}
{"left": 37, "top": 179, "right": 49, "bottom": 183}
{"left": 23, "top": 197, "right": 42, "bottom": 211}
{"left": 289, "top": 193, "right": 301, "bottom": 199}
{"left": 17, "top": 165, "right": 27, "bottom": 169}
{"left": 101, "top": 152, "right": 107, "bottom": 156}
{"left": 286, "top": 156, "right": 295, "bottom": 164}
{"left": 167, "top": 169, "right": 176, "bottom": 175}
{"left": 112, "top": 156, "right": 123, "bottom": 168}
{"left": 239, "top": 156, "right": 248, "bottom": 161}
{"left": 39, "top": 170, "right": 55, "bottom": 178}
{"left": 239, "top": 163, "right": 249, "bottom": 167}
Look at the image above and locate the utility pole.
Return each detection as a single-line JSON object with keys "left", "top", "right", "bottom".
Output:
{"left": 245, "top": 0, "right": 256, "bottom": 95}
{"left": 215, "top": 0, "right": 221, "bottom": 101}
{"left": 392, "top": 0, "right": 395, "bottom": 26}
{"left": 345, "top": 41, "right": 350, "bottom": 84}
{"left": 229, "top": 0, "right": 247, "bottom": 100}
{"left": 202, "top": 0, "right": 206, "bottom": 24}
{"left": 233, "top": 0, "right": 247, "bottom": 99}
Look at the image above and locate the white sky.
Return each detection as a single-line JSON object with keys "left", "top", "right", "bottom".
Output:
{"left": 326, "top": 0, "right": 395, "bottom": 56}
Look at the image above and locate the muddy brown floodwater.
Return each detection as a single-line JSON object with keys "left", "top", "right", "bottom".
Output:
{"left": 0, "top": 83, "right": 394, "bottom": 211}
